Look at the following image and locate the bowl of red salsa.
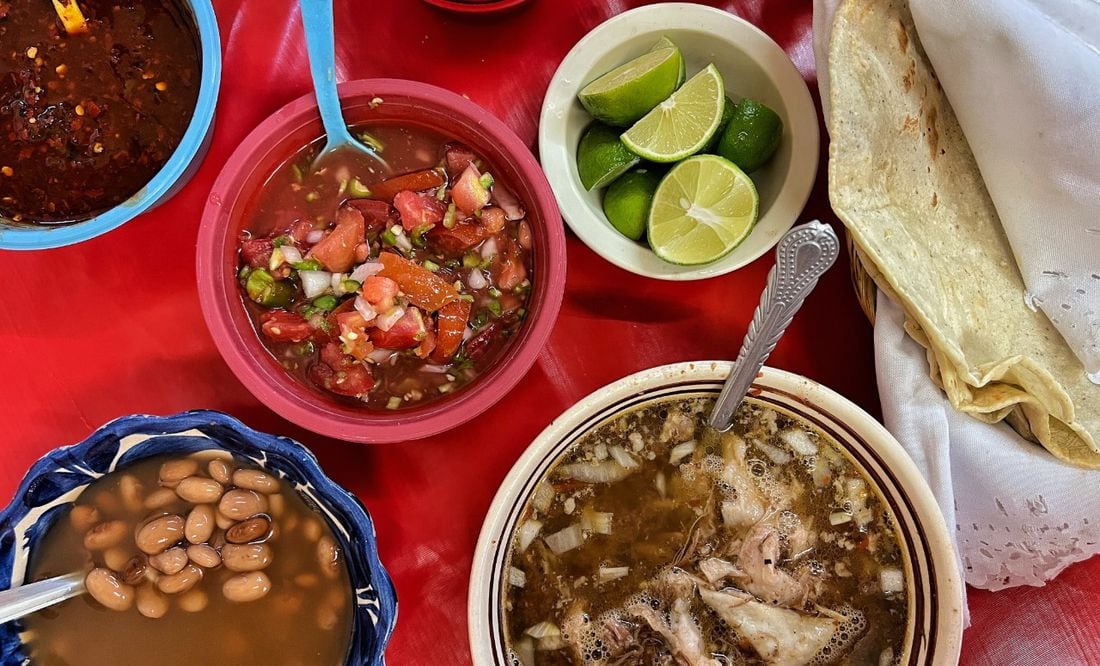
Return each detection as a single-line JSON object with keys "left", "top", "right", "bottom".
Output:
{"left": 0, "top": 0, "right": 220, "bottom": 250}
{"left": 197, "top": 79, "right": 566, "bottom": 443}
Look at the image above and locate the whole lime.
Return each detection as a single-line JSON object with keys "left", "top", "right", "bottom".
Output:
{"left": 603, "top": 168, "right": 663, "bottom": 241}
{"left": 716, "top": 99, "right": 783, "bottom": 172}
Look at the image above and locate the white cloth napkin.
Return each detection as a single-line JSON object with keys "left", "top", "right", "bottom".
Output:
{"left": 813, "top": 0, "right": 1100, "bottom": 598}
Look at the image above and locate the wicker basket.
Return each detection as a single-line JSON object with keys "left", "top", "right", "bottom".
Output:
{"left": 846, "top": 232, "right": 878, "bottom": 324}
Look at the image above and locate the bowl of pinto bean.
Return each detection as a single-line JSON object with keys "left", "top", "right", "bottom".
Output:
{"left": 197, "top": 79, "right": 566, "bottom": 443}
{"left": 0, "top": 411, "right": 396, "bottom": 665}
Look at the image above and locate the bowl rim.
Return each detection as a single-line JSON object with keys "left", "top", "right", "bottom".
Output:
{"left": 421, "top": 0, "right": 532, "bottom": 14}
{"left": 0, "top": 0, "right": 222, "bottom": 251}
{"left": 537, "top": 2, "right": 820, "bottom": 281}
{"left": 467, "top": 361, "right": 964, "bottom": 664}
{"left": 196, "top": 78, "right": 567, "bottom": 444}
{"left": 0, "top": 409, "right": 397, "bottom": 665}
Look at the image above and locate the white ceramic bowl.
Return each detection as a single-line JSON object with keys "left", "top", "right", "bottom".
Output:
{"left": 539, "top": 3, "right": 820, "bottom": 280}
{"left": 469, "top": 362, "right": 964, "bottom": 664}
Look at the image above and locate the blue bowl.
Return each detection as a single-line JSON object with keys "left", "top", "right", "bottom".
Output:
{"left": 0, "top": 0, "right": 222, "bottom": 250}
{"left": 0, "top": 411, "right": 397, "bottom": 665}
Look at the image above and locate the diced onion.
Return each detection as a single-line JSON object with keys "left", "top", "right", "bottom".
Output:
{"left": 557, "top": 461, "right": 632, "bottom": 484}
{"left": 655, "top": 471, "right": 667, "bottom": 498}
{"left": 467, "top": 269, "right": 488, "bottom": 290}
{"left": 480, "top": 237, "right": 498, "bottom": 260}
{"left": 544, "top": 523, "right": 584, "bottom": 555}
{"left": 393, "top": 228, "right": 413, "bottom": 252}
{"left": 563, "top": 497, "right": 575, "bottom": 515}
{"left": 514, "top": 638, "right": 535, "bottom": 666}
{"left": 829, "top": 512, "right": 852, "bottom": 526}
{"left": 516, "top": 520, "right": 542, "bottom": 553}
{"left": 532, "top": 484, "right": 554, "bottom": 513}
{"left": 280, "top": 245, "right": 303, "bottom": 265}
{"left": 367, "top": 348, "right": 395, "bottom": 363}
{"left": 781, "top": 428, "right": 819, "bottom": 456}
{"left": 608, "top": 445, "right": 639, "bottom": 469}
{"left": 598, "top": 566, "right": 630, "bottom": 582}
{"left": 581, "top": 510, "right": 613, "bottom": 535}
{"left": 756, "top": 440, "right": 792, "bottom": 465}
{"left": 508, "top": 566, "right": 526, "bottom": 588}
{"left": 463, "top": 327, "right": 475, "bottom": 342}
{"left": 300, "top": 270, "right": 333, "bottom": 298}
{"left": 350, "top": 261, "right": 383, "bottom": 283}
{"left": 330, "top": 272, "right": 349, "bottom": 292}
{"left": 492, "top": 182, "right": 526, "bottom": 220}
{"left": 421, "top": 364, "right": 449, "bottom": 374}
{"left": 524, "top": 621, "right": 560, "bottom": 640}
{"left": 374, "top": 306, "right": 405, "bottom": 332}
{"left": 306, "top": 229, "right": 324, "bottom": 244}
{"left": 593, "top": 443, "right": 608, "bottom": 461}
{"left": 669, "top": 440, "right": 697, "bottom": 464}
{"left": 354, "top": 296, "right": 377, "bottom": 322}
{"left": 539, "top": 635, "right": 566, "bottom": 651}
{"left": 880, "top": 568, "right": 905, "bottom": 594}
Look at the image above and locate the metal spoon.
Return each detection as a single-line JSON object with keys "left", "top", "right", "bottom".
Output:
{"left": 0, "top": 572, "right": 85, "bottom": 624}
{"left": 708, "top": 220, "right": 840, "bottom": 431}
{"left": 300, "top": 0, "right": 389, "bottom": 172}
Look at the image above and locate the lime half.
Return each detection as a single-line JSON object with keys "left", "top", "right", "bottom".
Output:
{"left": 651, "top": 36, "right": 685, "bottom": 87}
{"left": 578, "top": 47, "right": 684, "bottom": 127}
{"left": 577, "top": 122, "right": 641, "bottom": 190}
{"left": 647, "top": 155, "right": 758, "bottom": 265}
{"left": 621, "top": 64, "right": 725, "bottom": 163}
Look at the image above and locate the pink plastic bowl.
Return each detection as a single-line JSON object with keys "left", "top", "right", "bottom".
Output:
{"left": 196, "top": 79, "right": 566, "bottom": 443}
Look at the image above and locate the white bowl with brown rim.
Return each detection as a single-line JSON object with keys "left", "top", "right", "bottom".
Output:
{"left": 468, "top": 361, "right": 963, "bottom": 664}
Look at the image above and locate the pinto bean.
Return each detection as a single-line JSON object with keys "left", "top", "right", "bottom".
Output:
{"left": 226, "top": 515, "right": 271, "bottom": 544}
{"left": 317, "top": 535, "right": 340, "bottom": 579}
{"left": 103, "top": 547, "right": 130, "bottom": 572}
{"left": 175, "top": 477, "right": 224, "bottom": 504}
{"left": 294, "top": 573, "right": 319, "bottom": 589}
{"left": 119, "top": 555, "right": 148, "bottom": 585}
{"left": 83, "top": 520, "right": 128, "bottom": 551}
{"left": 185, "top": 504, "right": 216, "bottom": 544}
{"left": 208, "top": 459, "right": 232, "bottom": 485}
{"left": 136, "top": 515, "right": 185, "bottom": 555}
{"left": 156, "top": 564, "right": 203, "bottom": 595}
{"left": 317, "top": 603, "right": 340, "bottom": 631}
{"left": 302, "top": 518, "right": 322, "bottom": 542}
{"left": 186, "top": 544, "right": 221, "bottom": 569}
{"left": 222, "top": 572, "right": 271, "bottom": 603}
{"left": 68, "top": 505, "right": 100, "bottom": 532}
{"left": 267, "top": 493, "right": 286, "bottom": 518}
{"left": 178, "top": 589, "right": 209, "bottom": 612}
{"left": 118, "top": 475, "right": 145, "bottom": 513}
{"left": 149, "top": 547, "right": 189, "bottom": 575}
{"left": 215, "top": 511, "right": 235, "bottom": 530}
{"left": 159, "top": 459, "right": 199, "bottom": 488}
{"left": 231, "top": 469, "right": 279, "bottom": 494}
{"left": 136, "top": 584, "right": 168, "bottom": 618}
{"left": 143, "top": 488, "right": 180, "bottom": 510}
{"left": 85, "top": 568, "right": 133, "bottom": 611}
{"left": 221, "top": 543, "right": 273, "bottom": 572}
{"left": 218, "top": 489, "right": 268, "bottom": 521}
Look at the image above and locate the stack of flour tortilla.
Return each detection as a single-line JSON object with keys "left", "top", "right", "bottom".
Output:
{"left": 825, "top": 0, "right": 1100, "bottom": 468}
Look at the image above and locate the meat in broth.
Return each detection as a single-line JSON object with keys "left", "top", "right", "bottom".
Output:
{"left": 504, "top": 396, "right": 909, "bottom": 665}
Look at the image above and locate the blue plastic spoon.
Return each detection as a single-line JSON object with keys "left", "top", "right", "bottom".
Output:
{"left": 300, "top": 0, "right": 389, "bottom": 172}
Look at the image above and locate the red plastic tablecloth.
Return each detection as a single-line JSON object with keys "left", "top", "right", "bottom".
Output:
{"left": 3, "top": 1, "right": 1100, "bottom": 664}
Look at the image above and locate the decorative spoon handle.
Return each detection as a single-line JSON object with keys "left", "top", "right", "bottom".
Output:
{"left": 0, "top": 571, "right": 85, "bottom": 625}
{"left": 708, "top": 220, "right": 840, "bottom": 431}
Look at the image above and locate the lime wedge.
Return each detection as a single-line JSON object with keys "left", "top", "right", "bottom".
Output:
{"left": 577, "top": 122, "right": 641, "bottom": 190}
{"left": 578, "top": 47, "right": 684, "bottom": 127}
{"left": 650, "top": 36, "right": 685, "bottom": 87}
{"left": 647, "top": 155, "right": 758, "bottom": 265}
{"left": 621, "top": 64, "right": 725, "bottom": 163}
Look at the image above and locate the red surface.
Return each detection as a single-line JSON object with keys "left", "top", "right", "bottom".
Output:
{"left": 1, "top": 1, "right": 1098, "bottom": 664}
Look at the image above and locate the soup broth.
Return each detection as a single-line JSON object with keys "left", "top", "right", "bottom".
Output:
{"left": 23, "top": 453, "right": 353, "bottom": 666}
{"left": 504, "top": 396, "right": 910, "bottom": 665}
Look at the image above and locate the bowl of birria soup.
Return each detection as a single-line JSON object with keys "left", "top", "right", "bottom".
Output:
{"left": 197, "top": 79, "right": 566, "bottom": 444}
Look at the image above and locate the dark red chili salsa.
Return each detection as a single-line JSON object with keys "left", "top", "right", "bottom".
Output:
{"left": 237, "top": 124, "right": 534, "bottom": 410}
{"left": 0, "top": 0, "right": 200, "bottom": 224}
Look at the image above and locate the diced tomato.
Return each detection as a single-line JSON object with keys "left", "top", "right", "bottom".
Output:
{"left": 416, "top": 326, "right": 437, "bottom": 360}
{"left": 336, "top": 311, "right": 374, "bottom": 361}
{"left": 310, "top": 342, "right": 375, "bottom": 397}
{"left": 377, "top": 252, "right": 459, "bottom": 312}
{"left": 334, "top": 204, "right": 364, "bottom": 229}
{"left": 393, "top": 190, "right": 447, "bottom": 231}
{"left": 240, "top": 237, "right": 274, "bottom": 269}
{"left": 370, "top": 168, "right": 446, "bottom": 201}
{"left": 309, "top": 212, "right": 365, "bottom": 273}
{"left": 443, "top": 142, "right": 478, "bottom": 178}
{"left": 430, "top": 299, "right": 471, "bottom": 363}
{"left": 481, "top": 207, "right": 506, "bottom": 233}
{"left": 452, "top": 165, "right": 490, "bottom": 215}
{"left": 427, "top": 221, "right": 486, "bottom": 254}
{"left": 360, "top": 275, "right": 399, "bottom": 312}
{"left": 288, "top": 220, "right": 315, "bottom": 244}
{"left": 259, "top": 311, "right": 313, "bottom": 343}
{"left": 497, "top": 292, "right": 523, "bottom": 316}
{"left": 347, "top": 199, "right": 396, "bottom": 233}
{"left": 492, "top": 237, "right": 527, "bottom": 290}
{"left": 368, "top": 307, "right": 427, "bottom": 350}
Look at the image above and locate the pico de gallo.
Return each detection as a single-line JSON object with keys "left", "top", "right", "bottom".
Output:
{"left": 236, "top": 125, "right": 533, "bottom": 409}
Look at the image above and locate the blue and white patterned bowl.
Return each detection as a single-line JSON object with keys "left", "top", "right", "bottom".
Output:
{"left": 0, "top": 411, "right": 397, "bottom": 665}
